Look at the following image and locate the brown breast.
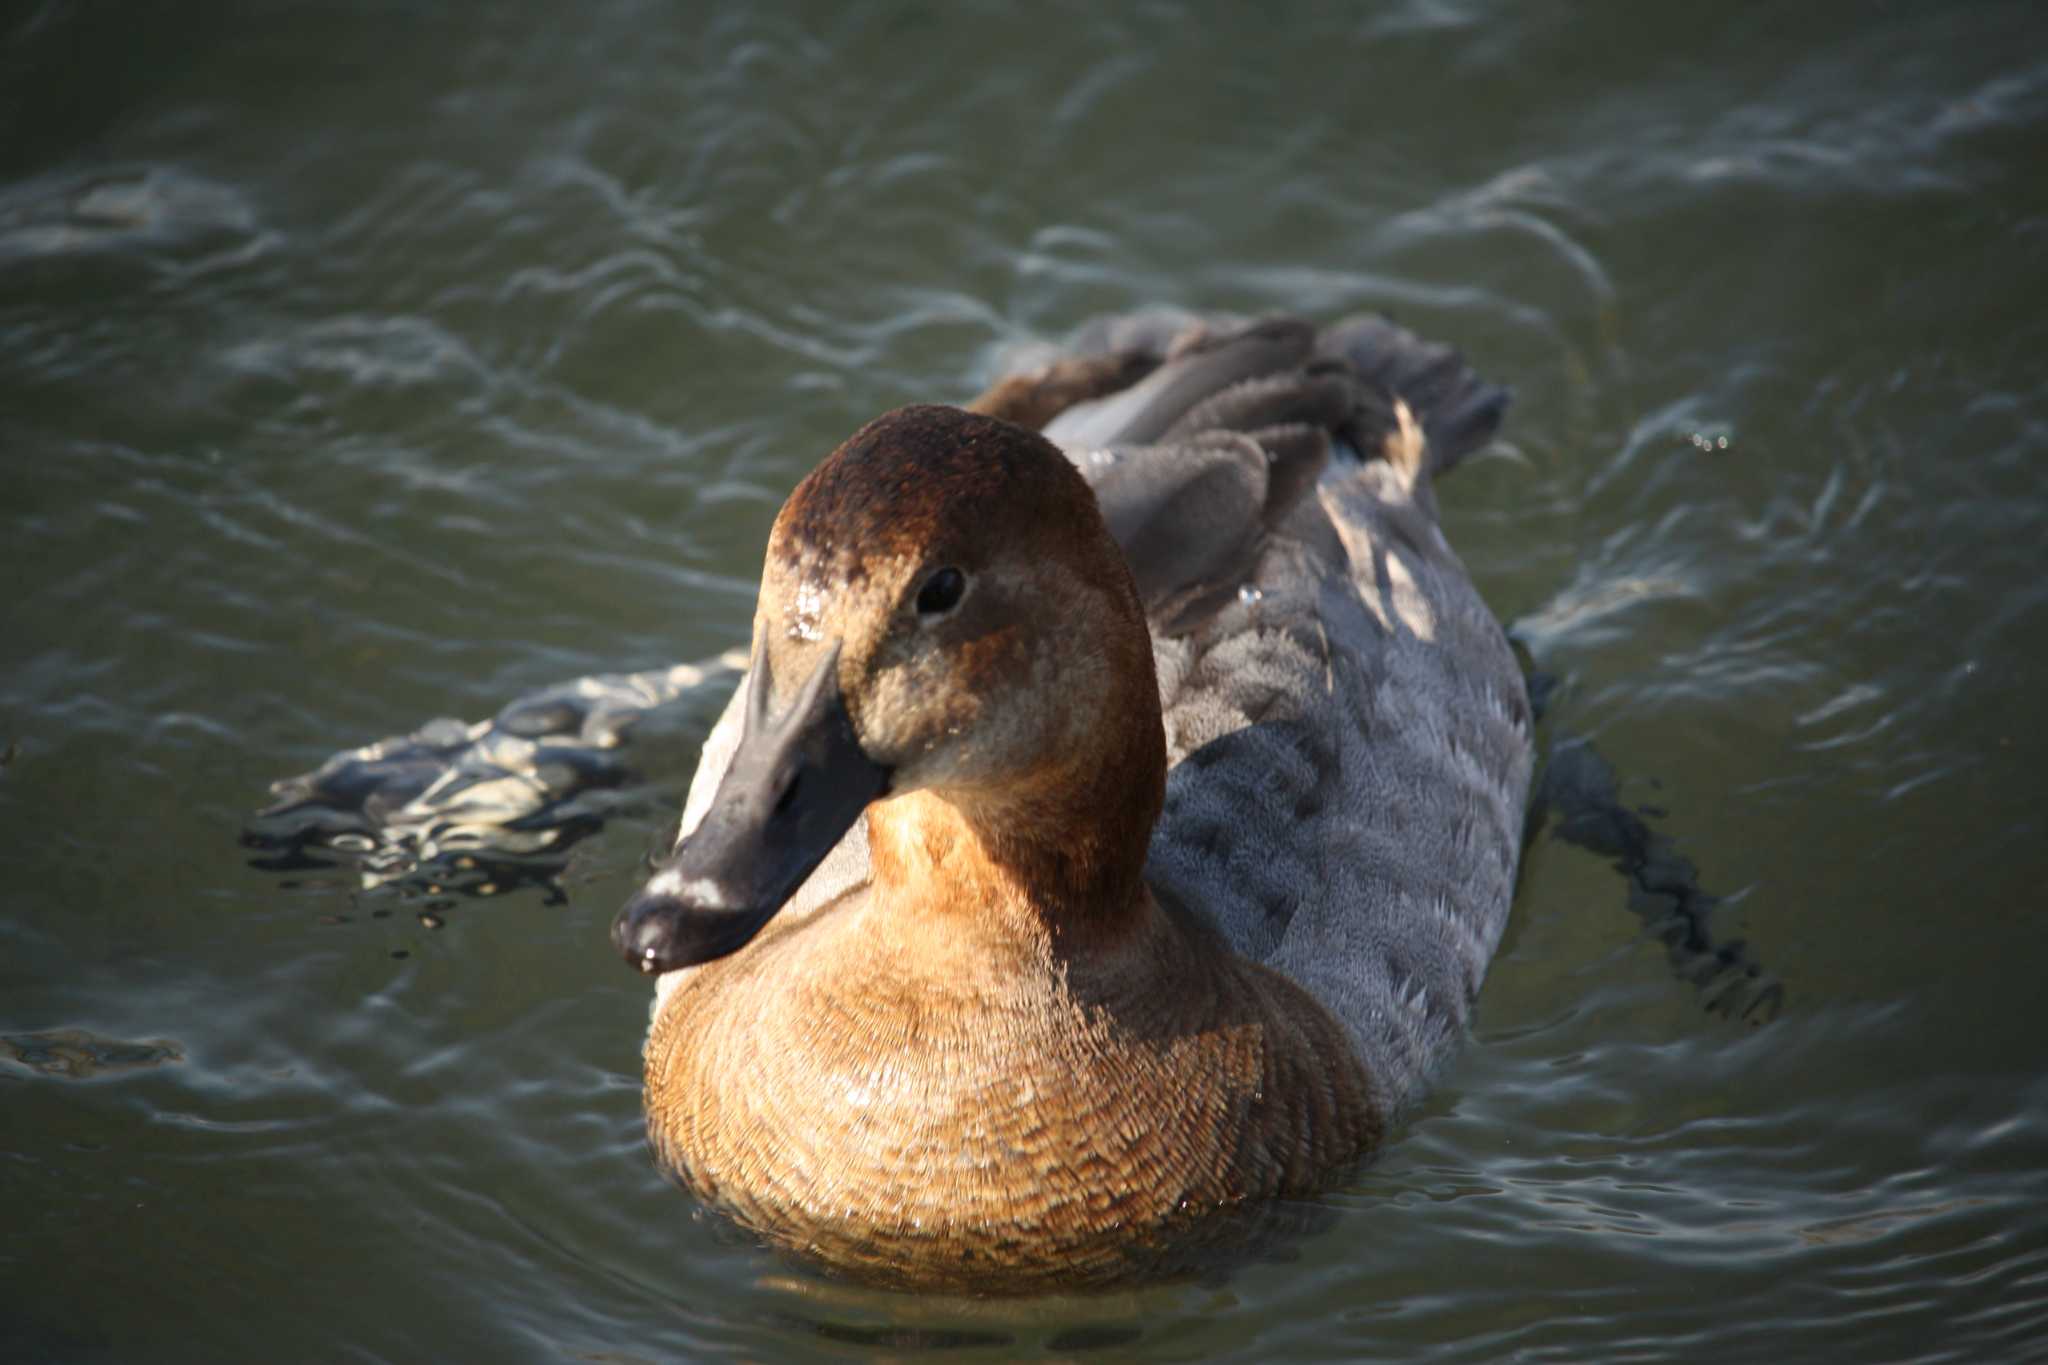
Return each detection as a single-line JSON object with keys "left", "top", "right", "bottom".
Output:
{"left": 641, "top": 886, "right": 1379, "bottom": 1292}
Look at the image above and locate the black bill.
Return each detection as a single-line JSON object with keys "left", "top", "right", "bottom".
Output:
{"left": 611, "top": 638, "right": 890, "bottom": 973}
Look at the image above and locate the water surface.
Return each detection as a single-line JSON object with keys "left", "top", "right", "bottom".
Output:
{"left": 6, "top": 2, "right": 2047, "bottom": 1360}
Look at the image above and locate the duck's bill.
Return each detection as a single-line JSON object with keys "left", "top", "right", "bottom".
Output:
{"left": 610, "top": 641, "right": 890, "bottom": 974}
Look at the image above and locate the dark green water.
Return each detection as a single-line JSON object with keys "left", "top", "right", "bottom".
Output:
{"left": 6, "top": 2, "right": 2047, "bottom": 1359}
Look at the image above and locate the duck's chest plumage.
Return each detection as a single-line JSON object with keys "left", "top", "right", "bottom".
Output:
{"left": 643, "top": 892, "right": 1376, "bottom": 1290}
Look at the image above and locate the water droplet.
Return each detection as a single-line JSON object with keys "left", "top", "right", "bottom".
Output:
{"left": 788, "top": 578, "right": 826, "bottom": 642}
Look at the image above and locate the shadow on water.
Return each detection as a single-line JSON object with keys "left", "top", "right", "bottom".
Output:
{"left": 1520, "top": 664, "right": 1786, "bottom": 1025}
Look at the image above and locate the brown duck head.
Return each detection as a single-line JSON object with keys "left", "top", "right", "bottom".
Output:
{"left": 612, "top": 403, "right": 1166, "bottom": 973}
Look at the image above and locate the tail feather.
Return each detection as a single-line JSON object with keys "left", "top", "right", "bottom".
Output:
{"left": 1315, "top": 315, "right": 1510, "bottom": 480}
{"left": 1041, "top": 311, "right": 1509, "bottom": 485}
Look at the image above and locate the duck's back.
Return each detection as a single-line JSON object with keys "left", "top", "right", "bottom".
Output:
{"left": 1039, "top": 313, "right": 1534, "bottom": 1118}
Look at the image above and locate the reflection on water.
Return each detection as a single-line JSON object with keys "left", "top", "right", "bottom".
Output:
{"left": 2, "top": 1028, "right": 185, "bottom": 1080}
{"left": 4, "top": 0, "right": 2047, "bottom": 1359}
{"left": 243, "top": 649, "right": 747, "bottom": 891}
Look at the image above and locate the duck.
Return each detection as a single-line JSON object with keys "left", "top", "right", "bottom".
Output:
{"left": 610, "top": 309, "right": 1534, "bottom": 1292}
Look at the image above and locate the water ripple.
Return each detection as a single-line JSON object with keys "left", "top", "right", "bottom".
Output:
{"left": 0, "top": 165, "right": 263, "bottom": 267}
{"left": 3, "top": 2, "right": 2046, "bottom": 1359}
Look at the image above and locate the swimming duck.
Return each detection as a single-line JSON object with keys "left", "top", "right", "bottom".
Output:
{"left": 612, "top": 311, "right": 1533, "bottom": 1291}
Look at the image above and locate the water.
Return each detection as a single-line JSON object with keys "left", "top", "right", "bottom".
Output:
{"left": 5, "top": 1, "right": 2047, "bottom": 1358}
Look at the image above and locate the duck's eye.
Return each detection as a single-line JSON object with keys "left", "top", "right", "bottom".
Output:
{"left": 914, "top": 566, "right": 967, "bottom": 618}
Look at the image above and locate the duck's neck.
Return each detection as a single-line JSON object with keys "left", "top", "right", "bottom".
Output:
{"left": 865, "top": 713, "right": 1165, "bottom": 954}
